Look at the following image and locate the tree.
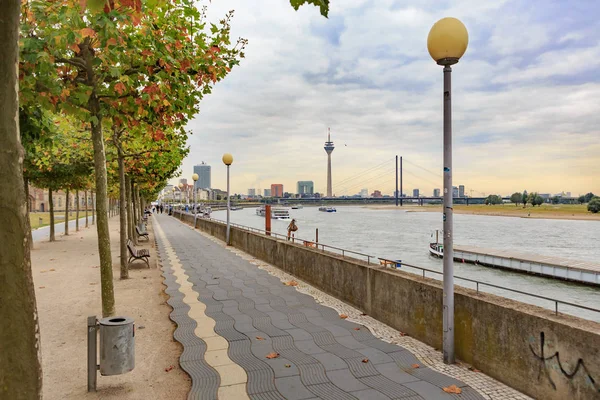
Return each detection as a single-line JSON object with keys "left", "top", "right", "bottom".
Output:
{"left": 290, "top": 0, "right": 329, "bottom": 17}
{"left": 510, "top": 192, "right": 521, "bottom": 206}
{"left": 588, "top": 197, "right": 600, "bottom": 213}
{"left": 578, "top": 195, "right": 585, "bottom": 204}
{"left": 485, "top": 194, "right": 502, "bottom": 205}
{"left": 522, "top": 191, "right": 528, "bottom": 208}
{"left": 0, "top": 1, "right": 42, "bottom": 397}
{"left": 534, "top": 195, "right": 544, "bottom": 206}
{"left": 584, "top": 192, "right": 596, "bottom": 203}
{"left": 551, "top": 196, "right": 561, "bottom": 205}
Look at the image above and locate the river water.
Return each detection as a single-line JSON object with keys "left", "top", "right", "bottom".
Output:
{"left": 210, "top": 206, "right": 600, "bottom": 322}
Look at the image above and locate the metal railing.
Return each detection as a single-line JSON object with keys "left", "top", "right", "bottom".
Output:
{"left": 175, "top": 210, "right": 600, "bottom": 319}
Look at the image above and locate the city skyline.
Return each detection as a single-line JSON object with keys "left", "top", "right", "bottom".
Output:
{"left": 172, "top": 0, "right": 599, "bottom": 196}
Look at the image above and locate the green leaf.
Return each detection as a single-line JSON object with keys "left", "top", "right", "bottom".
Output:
{"left": 289, "top": 0, "right": 329, "bottom": 17}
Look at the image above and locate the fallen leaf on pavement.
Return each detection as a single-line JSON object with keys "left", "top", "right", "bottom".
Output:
{"left": 39, "top": 286, "right": 45, "bottom": 289}
{"left": 354, "top": 328, "right": 360, "bottom": 331}
{"left": 284, "top": 364, "right": 291, "bottom": 368}
{"left": 411, "top": 364, "right": 420, "bottom": 369}
{"left": 360, "top": 313, "right": 367, "bottom": 316}
{"left": 468, "top": 367, "right": 481, "bottom": 372}
{"left": 339, "top": 314, "right": 348, "bottom": 319}
{"left": 362, "top": 359, "right": 369, "bottom": 363}
{"left": 49, "top": 268, "right": 56, "bottom": 272}
{"left": 283, "top": 280, "right": 298, "bottom": 286}
{"left": 255, "top": 336, "right": 265, "bottom": 341}
{"left": 443, "top": 385, "right": 462, "bottom": 394}
{"left": 40, "top": 270, "right": 47, "bottom": 273}
{"left": 49, "top": 258, "right": 56, "bottom": 261}
{"left": 265, "top": 352, "right": 280, "bottom": 359}
{"left": 165, "top": 365, "right": 174, "bottom": 372}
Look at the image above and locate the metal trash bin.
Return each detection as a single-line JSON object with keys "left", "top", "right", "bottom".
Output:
{"left": 99, "top": 316, "right": 135, "bottom": 376}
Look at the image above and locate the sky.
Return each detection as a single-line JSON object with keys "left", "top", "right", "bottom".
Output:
{"left": 174, "top": 0, "right": 600, "bottom": 197}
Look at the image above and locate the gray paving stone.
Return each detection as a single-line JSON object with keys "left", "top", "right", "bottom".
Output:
{"left": 286, "top": 328, "right": 315, "bottom": 341}
{"left": 403, "top": 381, "right": 454, "bottom": 400}
{"left": 294, "top": 339, "right": 328, "bottom": 355}
{"left": 326, "top": 368, "right": 370, "bottom": 392}
{"left": 335, "top": 335, "right": 369, "bottom": 350}
{"left": 357, "top": 348, "right": 394, "bottom": 365}
{"left": 349, "top": 388, "right": 391, "bottom": 400}
{"left": 312, "top": 352, "right": 349, "bottom": 372}
{"left": 374, "top": 363, "right": 421, "bottom": 384}
{"left": 275, "top": 376, "right": 316, "bottom": 400}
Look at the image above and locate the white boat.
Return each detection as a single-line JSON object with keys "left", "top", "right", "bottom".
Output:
{"left": 291, "top": 204, "right": 303, "bottom": 209}
{"left": 256, "top": 206, "right": 291, "bottom": 220}
{"left": 429, "top": 230, "right": 443, "bottom": 257}
{"left": 318, "top": 207, "right": 336, "bottom": 212}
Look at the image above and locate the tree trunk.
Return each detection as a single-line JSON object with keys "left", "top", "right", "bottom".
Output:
{"left": 85, "top": 190, "right": 89, "bottom": 227}
{"left": 0, "top": 1, "right": 43, "bottom": 396}
{"left": 24, "top": 176, "right": 33, "bottom": 249}
{"left": 76, "top": 190, "right": 80, "bottom": 231}
{"left": 91, "top": 191, "right": 95, "bottom": 225}
{"left": 117, "top": 151, "right": 128, "bottom": 279}
{"left": 89, "top": 91, "right": 115, "bottom": 317}
{"left": 131, "top": 180, "right": 137, "bottom": 228}
{"left": 125, "top": 175, "right": 134, "bottom": 242}
{"left": 64, "top": 188, "right": 69, "bottom": 236}
{"left": 49, "top": 188, "right": 55, "bottom": 242}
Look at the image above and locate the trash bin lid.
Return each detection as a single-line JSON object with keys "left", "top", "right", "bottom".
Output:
{"left": 99, "top": 316, "right": 134, "bottom": 326}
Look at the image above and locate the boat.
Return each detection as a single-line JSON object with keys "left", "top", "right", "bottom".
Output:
{"left": 256, "top": 206, "right": 291, "bottom": 220}
{"left": 230, "top": 206, "right": 242, "bottom": 211}
{"left": 429, "top": 230, "right": 443, "bottom": 257}
{"left": 291, "top": 204, "right": 303, "bottom": 209}
{"left": 318, "top": 207, "right": 336, "bottom": 212}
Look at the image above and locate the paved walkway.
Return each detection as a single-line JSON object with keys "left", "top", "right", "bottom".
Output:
{"left": 154, "top": 215, "right": 484, "bottom": 400}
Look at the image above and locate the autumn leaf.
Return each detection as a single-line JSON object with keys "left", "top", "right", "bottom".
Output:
{"left": 80, "top": 28, "right": 96, "bottom": 38}
{"left": 362, "top": 358, "right": 369, "bottom": 363}
{"left": 165, "top": 365, "right": 174, "bottom": 372}
{"left": 255, "top": 336, "right": 265, "bottom": 341}
{"left": 283, "top": 280, "right": 298, "bottom": 286}
{"left": 339, "top": 314, "right": 348, "bottom": 319}
{"left": 443, "top": 385, "right": 462, "bottom": 394}
{"left": 265, "top": 352, "right": 280, "bottom": 359}
{"left": 353, "top": 327, "right": 360, "bottom": 331}
{"left": 411, "top": 364, "right": 420, "bottom": 369}
{"left": 114, "top": 82, "right": 126, "bottom": 95}
{"left": 39, "top": 286, "right": 46, "bottom": 289}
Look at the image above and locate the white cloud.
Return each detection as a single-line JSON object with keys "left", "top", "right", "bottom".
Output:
{"left": 177, "top": 0, "right": 600, "bottom": 197}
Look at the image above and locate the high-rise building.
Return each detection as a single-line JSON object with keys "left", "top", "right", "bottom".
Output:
{"left": 452, "top": 186, "right": 459, "bottom": 198}
{"left": 264, "top": 189, "right": 271, "bottom": 197}
{"left": 193, "top": 162, "right": 211, "bottom": 191}
{"left": 179, "top": 178, "right": 188, "bottom": 185}
{"left": 297, "top": 181, "right": 314, "bottom": 195}
{"left": 360, "top": 189, "right": 368, "bottom": 198}
{"left": 433, "top": 188, "right": 441, "bottom": 197}
{"left": 371, "top": 190, "right": 382, "bottom": 198}
{"left": 324, "top": 128, "right": 335, "bottom": 197}
{"left": 271, "top": 184, "right": 283, "bottom": 198}
{"left": 459, "top": 185, "right": 465, "bottom": 198}
{"left": 413, "top": 189, "right": 419, "bottom": 197}
{"left": 248, "top": 188, "right": 256, "bottom": 197}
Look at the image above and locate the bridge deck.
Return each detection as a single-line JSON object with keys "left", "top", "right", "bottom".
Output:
{"left": 455, "top": 245, "right": 600, "bottom": 274}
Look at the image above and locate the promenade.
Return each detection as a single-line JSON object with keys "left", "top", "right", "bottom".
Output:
{"left": 155, "top": 214, "right": 486, "bottom": 400}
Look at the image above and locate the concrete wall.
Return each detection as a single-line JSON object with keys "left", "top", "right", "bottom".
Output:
{"left": 178, "top": 212, "right": 600, "bottom": 399}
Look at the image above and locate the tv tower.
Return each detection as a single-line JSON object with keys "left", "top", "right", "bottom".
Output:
{"left": 324, "top": 128, "right": 335, "bottom": 197}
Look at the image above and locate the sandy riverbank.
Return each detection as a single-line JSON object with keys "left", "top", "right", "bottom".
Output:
{"left": 32, "top": 216, "right": 189, "bottom": 399}
{"left": 363, "top": 204, "right": 600, "bottom": 221}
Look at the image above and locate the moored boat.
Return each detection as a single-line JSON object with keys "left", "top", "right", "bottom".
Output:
{"left": 256, "top": 205, "right": 291, "bottom": 220}
{"left": 318, "top": 207, "right": 336, "bottom": 212}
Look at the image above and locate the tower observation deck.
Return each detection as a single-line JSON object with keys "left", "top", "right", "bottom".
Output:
{"left": 324, "top": 128, "right": 335, "bottom": 197}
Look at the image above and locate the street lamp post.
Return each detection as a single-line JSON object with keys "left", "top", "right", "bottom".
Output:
{"left": 222, "top": 153, "right": 233, "bottom": 245}
{"left": 427, "top": 17, "right": 468, "bottom": 365}
{"left": 192, "top": 173, "right": 199, "bottom": 214}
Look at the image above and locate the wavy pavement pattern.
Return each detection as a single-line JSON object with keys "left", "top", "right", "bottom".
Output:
{"left": 156, "top": 215, "right": 485, "bottom": 400}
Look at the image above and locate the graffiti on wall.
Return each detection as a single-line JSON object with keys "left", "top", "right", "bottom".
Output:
{"left": 529, "top": 331, "right": 598, "bottom": 392}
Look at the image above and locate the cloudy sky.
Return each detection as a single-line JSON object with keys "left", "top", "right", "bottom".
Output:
{"left": 176, "top": 0, "right": 600, "bottom": 197}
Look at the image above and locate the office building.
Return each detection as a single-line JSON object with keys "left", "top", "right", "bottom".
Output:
{"left": 297, "top": 181, "right": 314, "bottom": 195}
{"left": 452, "top": 186, "right": 459, "bottom": 198}
{"left": 248, "top": 188, "right": 256, "bottom": 197}
{"left": 360, "top": 189, "right": 368, "bottom": 198}
{"left": 371, "top": 190, "right": 382, "bottom": 198}
{"left": 271, "top": 184, "right": 284, "bottom": 198}
{"left": 413, "top": 189, "right": 419, "bottom": 198}
{"left": 459, "top": 185, "right": 465, "bottom": 198}
{"left": 433, "top": 188, "right": 441, "bottom": 197}
{"left": 264, "top": 189, "right": 271, "bottom": 197}
{"left": 193, "top": 162, "right": 211, "bottom": 190}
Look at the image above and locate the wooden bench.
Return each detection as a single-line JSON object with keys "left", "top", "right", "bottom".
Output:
{"left": 136, "top": 223, "right": 149, "bottom": 241}
{"left": 127, "top": 239, "right": 150, "bottom": 268}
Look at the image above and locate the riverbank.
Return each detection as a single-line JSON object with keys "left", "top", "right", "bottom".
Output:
{"left": 32, "top": 216, "right": 189, "bottom": 399}
{"left": 364, "top": 204, "right": 600, "bottom": 221}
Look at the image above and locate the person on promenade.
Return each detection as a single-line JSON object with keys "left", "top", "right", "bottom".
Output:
{"left": 287, "top": 219, "right": 298, "bottom": 241}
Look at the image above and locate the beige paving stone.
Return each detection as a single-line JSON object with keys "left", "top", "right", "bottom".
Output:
{"left": 204, "top": 335, "right": 229, "bottom": 350}
{"left": 218, "top": 383, "right": 250, "bottom": 400}
{"left": 205, "top": 349, "right": 233, "bottom": 367}
{"left": 214, "top": 364, "right": 248, "bottom": 386}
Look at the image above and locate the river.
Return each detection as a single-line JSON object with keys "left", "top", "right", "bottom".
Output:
{"left": 210, "top": 206, "right": 600, "bottom": 323}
